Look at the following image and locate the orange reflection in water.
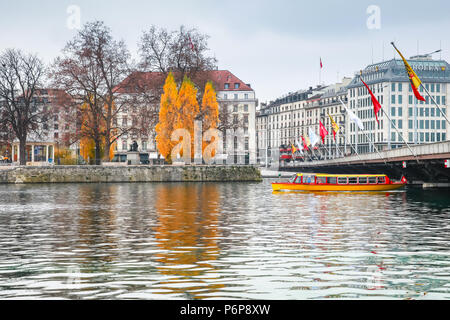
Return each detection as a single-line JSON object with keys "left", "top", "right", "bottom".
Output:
{"left": 154, "top": 183, "right": 224, "bottom": 297}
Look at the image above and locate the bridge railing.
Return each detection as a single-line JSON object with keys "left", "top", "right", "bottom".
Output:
{"left": 282, "top": 140, "right": 450, "bottom": 167}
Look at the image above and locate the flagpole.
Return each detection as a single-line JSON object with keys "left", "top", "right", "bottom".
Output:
{"left": 421, "top": 84, "right": 450, "bottom": 126}
{"left": 361, "top": 127, "right": 387, "bottom": 164}
{"left": 344, "top": 134, "right": 364, "bottom": 163}
{"left": 339, "top": 97, "right": 387, "bottom": 164}
{"left": 381, "top": 108, "right": 419, "bottom": 163}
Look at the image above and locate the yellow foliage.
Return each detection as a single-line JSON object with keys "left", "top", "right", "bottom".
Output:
{"left": 155, "top": 72, "right": 179, "bottom": 162}
{"left": 201, "top": 81, "right": 219, "bottom": 155}
{"left": 54, "top": 148, "right": 77, "bottom": 165}
{"left": 155, "top": 75, "right": 220, "bottom": 163}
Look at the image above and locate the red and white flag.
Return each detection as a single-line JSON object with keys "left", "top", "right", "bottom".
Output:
{"left": 188, "top": 36, "right": 195, "bottom": 51}
{"left": 320, "top": 57, "right": 323, "bottom": 69}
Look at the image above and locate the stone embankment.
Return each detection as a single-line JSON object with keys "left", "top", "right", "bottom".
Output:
{"left": 0, "top": 165, "right": 262, "bottom": 184}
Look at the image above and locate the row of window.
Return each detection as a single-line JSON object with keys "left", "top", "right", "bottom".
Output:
{"left": 392, "top": 95, "right": 446, "bottom": 105}
{"left": 296, "top": 175, "right": 387, "bottom": 185}
{"left": 223, "top": 93, "right": 251, "bottom": 100}
{"left": 407, "top": 119, "right": 447, "bottom": 130}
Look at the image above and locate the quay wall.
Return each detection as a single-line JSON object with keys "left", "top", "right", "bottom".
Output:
{"left": 0, "top": 165, "right": 262, "bottom": 184}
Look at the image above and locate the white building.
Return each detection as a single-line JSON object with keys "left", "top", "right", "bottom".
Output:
{"left": 347, "top": 56, "right": 449, "bottom": 153}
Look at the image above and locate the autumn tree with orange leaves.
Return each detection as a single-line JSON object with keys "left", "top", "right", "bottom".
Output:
{"left": 155, "top": 72, "right": 179, "bottom": 162}
{"left": 155, "top": 74, "right": 219, "bottom": 163}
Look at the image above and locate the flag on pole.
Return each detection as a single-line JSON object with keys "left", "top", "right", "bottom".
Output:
{"left": 308, "top": 128, "right": 319, "bottom": 147}
{"left": 188, "top": 36, "right": 195, "bottom": 51}
{"left": 291, "top": 143, "right": 298, "bottom": 155}
{"left": 360, "top": 77, "right": 382, "bottom": 123}
{"left": 319, "top": 121, "right": 329, "bottom": 144}
{"left": 340, "top": 99, "right": 364, "bottom": 130}
{"left": 328, "top": 113, "right": 340, "bottom": 140}
{"left": 320, "top": 57, "right": 323, "bottom": 69}
{"left": 391, "top": 43, "right": 426, "bottom": 102}
{"left": 296, "top": 140, "right": 304, "bottom": 154}
{"left": 302, "top": 136, "right": 310, "bottom": 151}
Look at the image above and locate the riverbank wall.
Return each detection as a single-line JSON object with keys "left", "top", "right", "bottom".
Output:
{"left": 0, "top": 165, "right": 262, "bottom": 184}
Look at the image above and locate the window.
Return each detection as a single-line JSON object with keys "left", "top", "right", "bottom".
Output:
{"left": 304, "top": 175, "right": 315, "bottom": 184}
{"left": 338, "top": 177, "right": 347, "bottom": 184}
{"left": 391, "top": 83, "right": 396, "bottom": 92}
{"left": 244, "top": 93, "right": 248, "bottom": 99}
{"left": 391, "top": 95, "right": 396, "bottom": 104}
{"left": 317, "top": 177, "right": 327, "bottom": 184}
{"left": 391, "top": 107, "right": 396, "bottom": 116}
{"left": 358, "top": 177, "right": 368, "bottom": 184}
{"left": 233, "top": 105, "right": 238, "bottom": 112}
{"left": 398, "top": 95, "right": 403, "bottom": 104}
{"left": 398, "top": 107, "right": 403, "bottom": 116}
{"left": 378, "top": 176, "right": 386, "bottom": 184}
{"left": 348, "top": 177, "right": 358, "bottom": 184}
{"left": 234, "top": 83, "right": 240, "bottom": 89}
{"left": 368, "top": 177, "right": 377, "bottom": 184}
{"left": 327, "top": 177, "right": 337, "bottom": 184}
{"left": 244, "top": 105, "right": 248, "bottom": 112}
{"left": 224, "top": 83, "right": 230, "bottom": 89}
{"left": 234, "top": 94, "right": 238, "bottom": 100}
{"left": 398, "top": 83, "right": 402, "bottom": 91}
{"left": 224, "top": 94, "right": 228, "bottom": 100}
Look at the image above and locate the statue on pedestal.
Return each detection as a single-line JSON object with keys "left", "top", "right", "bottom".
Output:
{"left": 129, "top": 141, "right": 138, "bottom": 152}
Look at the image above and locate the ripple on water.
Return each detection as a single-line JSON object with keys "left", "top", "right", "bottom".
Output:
{"left": 0, "top": 182, "right": 449, "bottom": 299}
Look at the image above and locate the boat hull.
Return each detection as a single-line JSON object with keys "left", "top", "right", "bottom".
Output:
{"left": 272, "top": 183, "right": 406, "bottom": 192}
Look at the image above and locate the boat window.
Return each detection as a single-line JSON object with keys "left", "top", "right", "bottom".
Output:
{"left": 368, "top": 177, "right": 377, "bottom": 184}
{"left": 304, "top": 175, "right": 315, "bottom": 184}
{"left": 348, "top": 177, "right": 358, "bottom": 184}
{"left": 295, "top": 176, "right": 303, "bottom": 184}
{"left": 358, "top": 177, "right": 368, "bottom": 184}
{"left": 378, "top": 176, "right": 386, "bottom": 184}
{"left": 317, "top": 177, "right": 327, "bottom": 184}
{"left": 289, "top": 175, "right": 297, "bottom": 183}
{"left": 338, "top": 177, "right": 348, "bottom": 184}
{"left": 327, "top": 177, "right": 337, "bottom": 184}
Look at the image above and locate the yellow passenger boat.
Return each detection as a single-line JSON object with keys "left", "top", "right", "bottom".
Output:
{"left": 272, "top": 173, "right": 407, "bottom": 192}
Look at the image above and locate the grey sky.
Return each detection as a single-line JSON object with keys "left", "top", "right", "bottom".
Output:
{"left": 1, "top": 0, "right": 449, "bottom": 103}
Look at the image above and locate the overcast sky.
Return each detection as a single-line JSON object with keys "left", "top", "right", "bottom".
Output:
{"left": 1, "top": 0, "right": 449, "bottom": 103}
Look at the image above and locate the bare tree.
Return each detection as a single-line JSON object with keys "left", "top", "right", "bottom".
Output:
{"left": 139, "top": 25, "right": 217, "bottom": 79}
{"left": 51, "top": 21, "right": 135, "bottom": 163}
{"left": 0, "top": 49, "right": 45, "bottom": 165}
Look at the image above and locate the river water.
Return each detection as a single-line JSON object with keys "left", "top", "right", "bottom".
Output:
{"left": 0, "top": 180, "right": 449, "bottom": 300}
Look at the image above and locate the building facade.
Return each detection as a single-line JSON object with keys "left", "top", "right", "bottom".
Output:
{"left": 256, "top": 55, "right": 450, "bottom": 166}
{"left": 347, "top": 56, "right": 449, "bottom": 153}
{"left": 115, "top": 70, "right": 258, "bottom": 165}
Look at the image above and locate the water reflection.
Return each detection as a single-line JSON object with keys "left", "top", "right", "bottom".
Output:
{"left": 154, "top": 183, "right": 224, "bottom": 298}
{"left": 0, "top": 182, "right": 449, "bottom": 299}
